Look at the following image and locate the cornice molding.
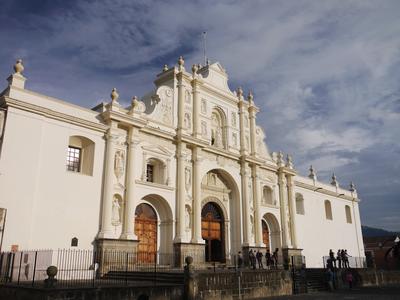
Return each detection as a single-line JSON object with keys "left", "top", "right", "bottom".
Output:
{"left": 294, "top": 180, "right": 359, "bottom": 202}
{"left": 4, "top": 97, "right": 107, "bottom": 133}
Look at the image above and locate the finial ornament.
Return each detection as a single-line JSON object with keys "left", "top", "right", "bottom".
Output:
{"left": 237, "top": 87, "right": 243, "bottom": 99}
{"left": 349, "top": 181, "right": 356, "bottom": 192}
{"left": 247, "top": 91, "right": 254, "bottom": 103}
{"left": 277, "top": 151, "right": 284, "bottom": 167}
{"left": 308, "top": 165, "right": 317, "bottom": 180}
{"left": 286, "top": 154, "right": 293, "bottom": 169}
{"left": 331, "top": 172, "right": 339, "bottom": 187}
{"left": 131, "top": 96, "right": 139, "bottom": 109}
{"left": 163, "top": 64, "right": 169, "bottom": 72}
{"left": 14, "top": 59, "right": 24, "bottom": 74}
{"left": 191, "top": 64, "right": 198, "bottom": 75}
{"left": 110, "top": 88, "right": 119, "bottom": 103}
{"left": 178, "top": 55, "right": 185, "bottom": 67}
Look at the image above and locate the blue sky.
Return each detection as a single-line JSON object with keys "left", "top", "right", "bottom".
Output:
{"left": 1, "top": 0, "right": 399, "bottom": 231}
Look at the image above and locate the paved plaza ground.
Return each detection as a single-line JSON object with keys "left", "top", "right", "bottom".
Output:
{"left": 256, "top": 286, "right": 400, "bottom": 300}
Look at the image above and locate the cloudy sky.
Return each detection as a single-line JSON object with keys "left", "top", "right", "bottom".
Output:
{"left": 0, "top": 0, "right": 399, "bottom": 231}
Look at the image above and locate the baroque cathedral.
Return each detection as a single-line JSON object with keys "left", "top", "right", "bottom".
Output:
{"left": 0, "top": 58, "right": 364, "bottom": 267}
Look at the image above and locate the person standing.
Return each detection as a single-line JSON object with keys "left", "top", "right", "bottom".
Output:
{"left": 256, "top": 250, "right": 263, "bottom": 269}
{"left": 272, "top": 248, "right": 279, "bottom": 269}
{"left": 329, "top": 249, "right": 336, "bottom": 268}
{"left": 249, "top": 249, "right": 256, "bottom": 269}
{"left": 237, "top": 251, "right": 243, "bottom": 269}
{"left": 336, "top": 249, "right": 342, "bottom": 269}
{"left": 265, "top": 249, "right": 271, "bottom": 269}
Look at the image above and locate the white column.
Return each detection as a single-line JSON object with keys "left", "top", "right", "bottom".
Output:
{"left": 120, "top": 127, "right": 139, "bottom": 240}
{"left": 192, "top": 79, "right": 201, "bottom": 139}
{"left": 286, "top": 174, "right": 297, "bottom": 248}
{"left": 248, "top": 105, "right": 257, "bottom": 156}
{"left": 240, "top": 162, "right": 251, "bottom": 246}
{"left": 98, "top": 123, "right": 118, "bottom": 238}
{"left": 174, "top": 68, "right": 186, "bottom": 243}
{"left": 252, "top": 165, "right": 263, "bottom": 246}
{"left": 191, "top": 146, "right": 203, "bottom": 243}
{"left": 278, "top": 171, "right": 289, "bottom": 248}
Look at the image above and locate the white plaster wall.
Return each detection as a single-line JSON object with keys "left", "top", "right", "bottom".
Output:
{"left": 294, "top": 185, "right": 364, "bottom": 267}
{"left": 0, "top": 107, "right": 105, "bottom": 251}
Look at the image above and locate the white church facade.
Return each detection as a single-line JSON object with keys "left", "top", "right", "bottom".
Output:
{"left": 0, "top": 58, "right": 364, "bottom": 268}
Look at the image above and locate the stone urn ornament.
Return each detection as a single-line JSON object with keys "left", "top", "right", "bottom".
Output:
{"left": 14, "top": 59, "right": 24, "bottom": 74}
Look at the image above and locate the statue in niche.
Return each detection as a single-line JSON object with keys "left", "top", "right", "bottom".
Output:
{"left": 201, "top": 99, "right": 207, "bottom": 114}
{"left": 185, "top": 90, "right": 191, "bottom": 103}
{"left": 114, "top": 150, "right": 125, "bottom": 182}
{"left": 184, "top": 113, "right": 191, "bottom": 129}
{"left": 185, "top": 206, "right": 191, "bottom": 230}
{"left": 185, "top": 167, "right": 191, "bottom": 191}
{"left": 111, "top": 196, "right": 121, "bottom": 226}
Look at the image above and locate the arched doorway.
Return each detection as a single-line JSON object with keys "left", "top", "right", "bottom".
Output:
{"left": 262, "top": 213, "right": 282, "bottom": 253}
{"left": 262, "top": 220, "right": 270, "bottom": 249}
{"left": 201, "top": 202, "right": 225, "bottom": 262}
{"left": 135, "top": 203, "right": 157, "bottom": 262}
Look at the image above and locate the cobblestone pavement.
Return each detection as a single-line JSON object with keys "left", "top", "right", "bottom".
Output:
{"left": 255, "top": 286, "right": 400, "bottom": 300}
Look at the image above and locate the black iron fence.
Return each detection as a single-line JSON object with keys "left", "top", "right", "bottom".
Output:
{"left": 0, "top": 249, "right": 191, "bottom": 287}
{"left": 322, "top": 255, "right": 366, "bottom": 269}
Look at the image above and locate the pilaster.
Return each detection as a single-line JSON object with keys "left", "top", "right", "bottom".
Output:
{"left": 252, "top": 165, "right": 263, "bottom": 246}
{"left": 240, "top": 160, "right": 251, "bottom": 246}
{"left": 120, "top": 127, "right": 139, "bottom": 240}
{"left": 98, "top": 122, "right": 119, "bottom": 238}
{"left": 191, "top": 146, "right": 203, "bottom": 243}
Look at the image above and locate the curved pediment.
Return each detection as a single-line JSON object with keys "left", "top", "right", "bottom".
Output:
{"left": 198, "top": 62, "right": 234, "bottom": 95}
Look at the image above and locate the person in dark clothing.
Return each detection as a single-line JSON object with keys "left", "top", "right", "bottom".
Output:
{"left": 343, "top": 250, "right": 351, "bottom": 268}
{"left": 272, "top": 248, "right": 279, "bottom": 269}
{"left": 329, "top": 249, "right": 336, "bottom": 268}
{"left": 237, "top": 251, "right": 243, "bottom": 268}
{"left": 265, "top": 249, "right": 271, "bottom": 269}
{"left": 256, "top": 250, "right": 263, "bottom": 269}
{"left": 249, "top": 249, "right": 256, "bottom": 269}
{"left": 336, "top": 249, "right": 342, "bottom": 268}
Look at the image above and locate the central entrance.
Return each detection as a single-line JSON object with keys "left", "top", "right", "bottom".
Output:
{"left": 135, "top": 203, "right": 157, "bottom": 263}
{"left": 262, "top": 220, "right": 270, "bottom": 250}
{"left": 201, "top": 202, "right": 225, "bottom": 262}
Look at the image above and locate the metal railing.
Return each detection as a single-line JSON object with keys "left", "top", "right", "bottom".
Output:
{"left": 0, "top": 249, "right": 189, "bottom": 287}
{"left": 322, "top": 255, "right": 366, "bottom": 269}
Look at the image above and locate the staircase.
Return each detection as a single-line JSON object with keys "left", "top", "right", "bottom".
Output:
{"left": 104, "top": 271, "right": 184, "bottom": 285}
{"left": 305, "top": 269, "right": 328, "bottom": 292}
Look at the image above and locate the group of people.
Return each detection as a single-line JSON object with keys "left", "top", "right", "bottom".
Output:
{"left": 237, "top": 248, "right": 279, "bottom": 269}
{"left": 326, "top": 249, "right": 354, "bottom": 291}
{"left": 327, "top": 249, "right": 351, "bottom": 270}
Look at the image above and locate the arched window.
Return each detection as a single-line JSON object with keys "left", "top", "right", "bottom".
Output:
{"left": 146, "top": 158, "right": 166, "bottom": 184}
{"left": 67, "top": 136, "right": 95, "bottom": 175}
{"left": 262, "top": 186, "right": 274, "bottom": 205}
{"left": 345, "top": 205, "right": 352, "bottom": 223}
{"left": 295, "top": 193, "right": 305, "bottom": 215}
{"left": 325, "top": 200, "right": 333, "bottom": 220}
{"left": 210, "top": 108, "right": 226, "bottom": 149}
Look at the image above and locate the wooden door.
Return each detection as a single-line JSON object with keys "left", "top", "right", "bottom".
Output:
{"left": 262, "top": 220, "right": 270, "bottom": 250}
{"left": 135, "top": 204, "right": 157, "bottom": 263}
{"left": 201, "top": 202, "right": 224, "bottom": 262}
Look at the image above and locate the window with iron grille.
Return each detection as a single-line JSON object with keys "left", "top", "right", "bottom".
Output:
{"left": 67, "top": 146, "right": 81, "bottom": 172}
{"left": 146, "top": 164, "right": 154, "bottom": 182}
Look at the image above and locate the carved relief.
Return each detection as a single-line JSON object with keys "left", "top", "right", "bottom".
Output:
{"left": 157, "top": 86, "right": 174, "bottom": 126}
{"left": 114, "top": 150, "right": 125, "bottom": 182}
{"left": 201, "top": 121, "right": 207, "bottom": 137}
{"left": 231, "top": 112, "right": 237, "bottom": 127}
{"left": 232, "top": 133, "right": 238, "bottom": 147}
{"left": 201, "top": 99, "right": 207, "bottom": 114}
